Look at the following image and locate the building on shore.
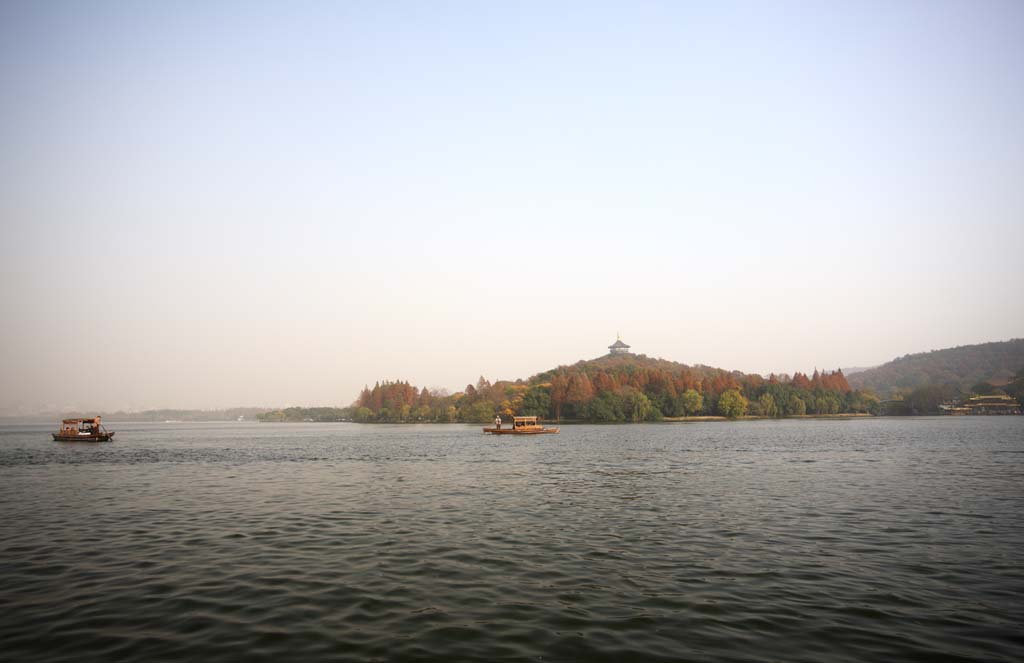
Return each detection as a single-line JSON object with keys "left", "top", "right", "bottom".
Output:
{"left": 963, "top": 395, "right": 1021, "bottom": 415}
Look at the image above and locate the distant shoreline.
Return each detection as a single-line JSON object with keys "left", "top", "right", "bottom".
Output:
{"left": 662, "top": 413, "right": 875, "bottom": 422}
{"left": 253, "top": 412, "right": 880, "bottom": 424}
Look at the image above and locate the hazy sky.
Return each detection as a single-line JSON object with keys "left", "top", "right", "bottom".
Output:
{"left": 2, "top": 1, "right": 1022, "bottom": 413}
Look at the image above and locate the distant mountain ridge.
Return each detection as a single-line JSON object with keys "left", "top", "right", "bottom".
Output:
{"left": 847, "top": 339, "right": 1024, "bottom": 397}
{"left": 840, "top": 366, "right": 875, "bottom": 376}
{"left": 3, "top": 407, "right": 272, "bottom": 423}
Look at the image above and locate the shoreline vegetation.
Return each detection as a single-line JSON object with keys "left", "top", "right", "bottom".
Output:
{"left": 2, "top": 407, "right": 269, "bottom": 425}
{"left": 251, "top": 411, "right": 876, "bottom": 422}
{"left": 256, "top": 349, "right": 1022, "bottom": 424}
{"left": 260, "top": 354, "right": 882, "bottom": 424}
{"left": 24, "top": 343, "right": 1019, "bottom": 425}
{"left": 341, "top": 354, "right": 875, "bottom": 424}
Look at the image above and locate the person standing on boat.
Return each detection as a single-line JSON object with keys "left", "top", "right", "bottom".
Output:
{"left": 494, "top": 415, "right": 501, "bottom": 430}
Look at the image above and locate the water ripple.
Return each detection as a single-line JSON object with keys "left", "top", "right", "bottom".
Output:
{"left": 0, "top": 418, "right": 1022, "bottom": 661}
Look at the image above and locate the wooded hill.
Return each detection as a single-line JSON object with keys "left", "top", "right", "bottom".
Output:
{"left": 348, "top": 353, "right": 873, "bottom": 423}
{"left": 847, "top": 339, "right": 1024, "bottom": 398}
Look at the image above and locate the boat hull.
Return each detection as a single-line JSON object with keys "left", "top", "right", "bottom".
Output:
{"left": 52, "top": 432, "right": 115, "bottom": 442}
{"left": 482, "top": 427, "right": 559, "bottom": 435}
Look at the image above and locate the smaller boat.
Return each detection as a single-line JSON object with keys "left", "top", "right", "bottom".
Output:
{"left": 52, "top": 417, "right": 115, "bottom": 442}
{"left": 483, "top": 415, "right": 559, "bottom": 435}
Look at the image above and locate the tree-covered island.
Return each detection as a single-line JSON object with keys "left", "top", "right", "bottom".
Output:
{"left": 307, "top": 344, "right": 878, "bottom": 424}
{"left": 258, "top": 338, "right": 1024, "bottom": 424}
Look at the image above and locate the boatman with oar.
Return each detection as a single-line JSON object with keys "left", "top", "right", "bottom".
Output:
{"left": 494, "top": 415, "right": 501, "bottom": 430}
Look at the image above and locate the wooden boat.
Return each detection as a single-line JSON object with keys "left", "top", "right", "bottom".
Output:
{"left": 483, "top": 416, "right": 559, "bottom": 435}
{"left": 52, "top": 417, "right": 115, "bottom": 442}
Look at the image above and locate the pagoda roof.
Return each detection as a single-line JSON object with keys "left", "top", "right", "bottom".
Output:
{"left": 608, "top": 339, "right": 631, "bottom": 349}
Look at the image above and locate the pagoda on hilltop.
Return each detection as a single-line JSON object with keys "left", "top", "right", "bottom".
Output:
{"left": 608, "top": 334, "right": 631, "bottom": 356}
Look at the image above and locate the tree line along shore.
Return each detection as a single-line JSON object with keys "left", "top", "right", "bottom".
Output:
{"left": 260, "top": 354, "right": 878, "bottom": 424}
{"left": 31, "top": 341, "right": 1020, "bottom": 424}
{"left": 258, "top": 343, "right": 1024, "bottom": 423}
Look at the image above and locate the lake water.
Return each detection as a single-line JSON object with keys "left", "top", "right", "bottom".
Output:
{"left": 1, "top": 418, "right": 1022, "bottom": 662}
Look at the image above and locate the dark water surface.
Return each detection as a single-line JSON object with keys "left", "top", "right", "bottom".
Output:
{"left": 1, "top": 418, "right": 1022, "bottom": 662}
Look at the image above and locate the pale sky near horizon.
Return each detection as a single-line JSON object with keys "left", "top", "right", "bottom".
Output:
{"left": 2, "top": 1, "right": 1022, "bottom": 413}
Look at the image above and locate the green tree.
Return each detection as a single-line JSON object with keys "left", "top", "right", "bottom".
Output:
{"left": 352, "top": 406, "right": 374, "bottom": 423}
{"left": 460, "top": 400, "right": 496, "bottom": 423}
{"left": 815, "top": 391, "right": 841, "bottom": 414}
{"left": 758, "top": 392, "right": 779, "bottom": 418}
{"left": 786, "top": 394, "right": 806, "bottom": 416}
{"left": 679, "top": 389, "right": 703, "bottom": 417}
{"left": 845, "top": 390, "right": 881, "bottom": 415}
{"left": 619, "top": 387, "right": 656, "bottom": 422}
{"left": 519, "top": 385, "right": 551, "bottom": 417}
{"left": 717, "top": 388, "right": 748, "bottom": 419}
{"left": 584, "top": 391, "right": 625, "bottom": 422}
